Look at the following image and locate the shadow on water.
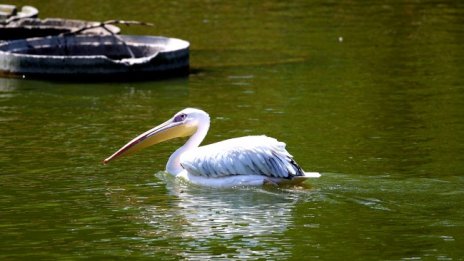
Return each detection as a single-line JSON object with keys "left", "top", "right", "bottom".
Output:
{"left": 0, "top": 69, "right": 190, "bottom": 83}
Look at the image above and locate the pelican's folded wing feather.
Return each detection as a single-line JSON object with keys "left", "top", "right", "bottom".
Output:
{"left": 179, "top": 135, "right": 304, "bottom": 178}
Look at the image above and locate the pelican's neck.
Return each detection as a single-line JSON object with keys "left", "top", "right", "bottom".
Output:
{"left": 166, "top": 120, "right": 209, "bottom": 175}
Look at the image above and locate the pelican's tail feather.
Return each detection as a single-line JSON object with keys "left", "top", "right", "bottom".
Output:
{"left": 303, "top": 172, "right": 321, "bottom": 178}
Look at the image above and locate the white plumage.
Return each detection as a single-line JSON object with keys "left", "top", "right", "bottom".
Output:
{"left": 180, "top": 135, "right": 303, "bottom": 179}
{"left": 104, "top": 108, "right": 320, "bottom": 187}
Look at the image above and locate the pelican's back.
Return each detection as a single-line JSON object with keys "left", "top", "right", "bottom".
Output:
{"left": 179, "top": 135, "right": 305, "bottom": 178}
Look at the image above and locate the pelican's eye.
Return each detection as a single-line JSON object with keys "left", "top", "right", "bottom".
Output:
{"left": 173, "top": 113, "right": 187, "bottom": 122}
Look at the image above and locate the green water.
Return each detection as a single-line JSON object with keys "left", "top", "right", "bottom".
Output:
{"left": 1, "top": 0, "right": 464, "bottom": 260}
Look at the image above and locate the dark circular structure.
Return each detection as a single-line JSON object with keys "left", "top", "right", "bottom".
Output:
{"left": 0, "top": 35, "right": 190, "bottom": 80}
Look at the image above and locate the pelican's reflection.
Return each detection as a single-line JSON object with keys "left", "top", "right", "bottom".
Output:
{"left": 143, "top": 172, "right": 303, "bottom": 259}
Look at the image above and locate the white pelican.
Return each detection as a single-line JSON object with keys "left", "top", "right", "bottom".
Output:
{"left": 103, "top": 108, "right": 320, "bottom": 188}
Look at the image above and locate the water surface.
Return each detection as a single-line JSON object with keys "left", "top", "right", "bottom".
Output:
{"left": 1, "top": 0, "right": 463, "bottom": 260}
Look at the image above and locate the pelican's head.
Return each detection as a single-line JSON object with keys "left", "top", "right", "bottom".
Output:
{"left": 103, "top": 108, "right": 210, "bottom": 164}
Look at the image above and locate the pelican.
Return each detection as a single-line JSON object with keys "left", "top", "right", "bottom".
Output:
{"left": 103, "top": 108, "right": 320, "bottom": 188}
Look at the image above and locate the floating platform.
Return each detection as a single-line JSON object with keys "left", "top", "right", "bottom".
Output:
{"left": 0, "top": 35, "right": 190, "bottom": 80}
{"left": 0, "top": 4, "right": 38, "bottom": 23}
{"left": 0, "top": 18, "right": 120, "bottom": 41}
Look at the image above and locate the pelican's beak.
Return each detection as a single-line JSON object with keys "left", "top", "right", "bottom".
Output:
{"left": 103, "top": 118, "right": 196, "bottom": 164}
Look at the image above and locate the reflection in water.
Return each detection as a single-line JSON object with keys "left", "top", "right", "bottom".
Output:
{"left": 0, "top": 78, "right": 19, "bottom": 122}
{"left": 142, "top": 172, "right": 301, "bottom": 259}
{"left": 0, "top": 78, "right": 19, "bottom": 93}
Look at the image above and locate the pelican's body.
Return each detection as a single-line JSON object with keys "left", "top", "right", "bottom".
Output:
{"left": 104, "top": 108, "right": 320, "bottom": 188}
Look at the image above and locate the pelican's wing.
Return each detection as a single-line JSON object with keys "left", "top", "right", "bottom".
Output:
{"left": 179, "top": 135, "right": 305, "bottom": 178}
